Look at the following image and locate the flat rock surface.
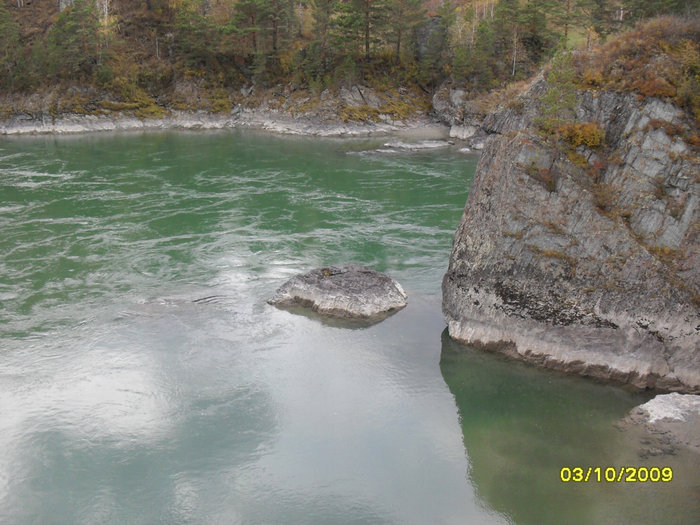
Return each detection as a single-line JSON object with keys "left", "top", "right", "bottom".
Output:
{"left": 268, "top": 265, "right": 407, "bottom": 321}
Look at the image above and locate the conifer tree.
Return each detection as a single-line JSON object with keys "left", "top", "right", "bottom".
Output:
{"left": 551, "top": 0, "right": 596, "bottom": 42}
{"left": 175, "top": 0, "right": 219, "bottom": 68}
{"left": 333, "top": 0, "right": 389, "bottom": 61}
{"left": 46, "top": 0, "right": 101, "bottom": 82}
{"left": 623, "top": 0, "right": 697, "bottom": 22}
{"left": 519, "top": 0, "right": 558, "bottom": 65}
{"left": 310, "top": 0, "right": 337, "bottom": 73}
{"left": 233, "top": 0, "right": 272, "bottom": 54}
{"left": 590, "top": 0, "right": 613, "bottom": 38}
{"left": 538, "top": 49, "right": 578, "bottom": 132}
{"left": 493, "top": 0, "right": 522, "bottom": 77}
{"left": 387, "top": 0, "right": 425, "bottom": 63}
{"left": 0, "top": 2, "right": 21, "bottom": 91}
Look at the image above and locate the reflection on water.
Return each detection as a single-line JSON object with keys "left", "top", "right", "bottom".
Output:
{"left": 0, "top": 132, "right": 500, "bottom": 524}
{"left": 440, "top": 331, "right": 700, "bottom": 525}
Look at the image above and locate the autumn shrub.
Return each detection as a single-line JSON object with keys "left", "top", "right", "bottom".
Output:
{"left": 379, "top": 98, "right": 417, "bottom": 119}
{"left": 646, "top": 118, "right": 685, "bottom": 136}
{"left": 526, "top": 163, "right": 556, "bottom": 192}
{"left": 208, "top": 88, "right": 232, "bottom": 113}
{"left": 558, "top": 121, "right": 606, "bottom": 148}
{"left": 566, "top": 151, "right": 589, "bottom": 168}
{"left": 135, "top": 104, "right": 165, "bottom": 119}
{"left": 99, "top": 100, "right": 140, "bottom": 111}
{"left": 632, "top": 76, "right": 676, "bottom": 98}
{"left": 582, "top": 69, "right": 603, "bottom": 87}
{"left": 592, "top": 182, "right": 616, "bottom": 214}
{"left": 339, "top": 104, "right": 380, "bottom": 122}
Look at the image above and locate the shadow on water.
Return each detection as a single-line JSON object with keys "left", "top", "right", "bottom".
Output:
{"left": 439, "top": 329, "right": 700, "bottom": 525}
{"left": 266, "top": 302, "right": 405, "bottom": 329}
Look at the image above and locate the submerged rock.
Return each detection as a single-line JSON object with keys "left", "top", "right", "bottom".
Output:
{"left": 377, "top": 140, "right": 451, "bottom": 152}
{"left": 268, "top": 265, "right": 407, "bottom": 321}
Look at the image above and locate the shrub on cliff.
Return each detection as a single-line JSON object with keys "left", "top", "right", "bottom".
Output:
{"left": 575, "top": 15, "right": 700, "bottom": 120}
{"left": 557, "top": 122, "right": 606, "bottom": 148}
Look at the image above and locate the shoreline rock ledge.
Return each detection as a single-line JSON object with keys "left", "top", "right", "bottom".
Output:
{"left": 623, "top": 393, "right": 700, "bottom": 455}
{"left": 268, "top": 265, "right": 407, "bottom": 321}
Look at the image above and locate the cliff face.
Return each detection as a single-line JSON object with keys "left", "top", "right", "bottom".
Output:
{"left": 442, "top": 80, "right": 700, "bottom": 392}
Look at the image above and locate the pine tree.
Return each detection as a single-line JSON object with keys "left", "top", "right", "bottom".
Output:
{"left": 0, "top": 2, "right": 21, "bottom": 91}
{"left": 549, "top": 0, "right": 596, "bottom": 43}
{"left": 175, "top": 0, "right": 220, "bottom": 68}
{"left": 46, "top": 0, "right": 101, "bottom": 82}
{"left": 233, "top": 0, "right": 272, "bottom": 54}
{"left": 412, "top": 1, "right": 453, "bottom": 88}
{"left": 387, "top": 0, "right": 425, "bottom": 63}
{"left": 267, "top": 0, "right": 295, "bottom": 52}
{"left": 538, "top": 49, "right": 578, "bottom": 132}
{"left": 519, "top": 0, "right": 559, "bottom": 65}
{"left": 333, "top": 0, "right": 389, "bottom": 61}
{"left": 623, "top": 0, "right": 697, "bottom": 23}
{"left": 590, "top": 0, "right": 613, "bottom": 39}
{"left": 467, "top": 17, "right": 498, "bottom": 87}
{"left": 493, "top": 0, "right": 522, "bottom": 77}
{"left": 310, "top": 0, "right": 337, "bottom": 73}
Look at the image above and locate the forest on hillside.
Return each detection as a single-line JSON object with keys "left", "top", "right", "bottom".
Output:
{"left": 0, "top": 0, "right": 697, "bottom": 109}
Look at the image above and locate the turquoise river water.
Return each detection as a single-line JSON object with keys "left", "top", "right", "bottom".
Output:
{"left": 0, "top": 131, "right": 697, "bottom": 524}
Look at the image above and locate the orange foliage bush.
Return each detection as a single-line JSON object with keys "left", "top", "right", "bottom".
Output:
{"left": 632, "top": 77, "right": 676, "bottom": 98}
{"left": 558, "top": 121, "right": 606, "bottom": 148}
{"left": 582, "top": 69, "right": 603, "bottom": 87}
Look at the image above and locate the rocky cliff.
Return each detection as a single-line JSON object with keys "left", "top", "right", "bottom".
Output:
{"left": 442, "top": 78, "right": 700, "bottom": 393}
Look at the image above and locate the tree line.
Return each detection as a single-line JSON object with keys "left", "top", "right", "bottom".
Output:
{"left": 0, "top": 0, "right": 696, "bottom": 96}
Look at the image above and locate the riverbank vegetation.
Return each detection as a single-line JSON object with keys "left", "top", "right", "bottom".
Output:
{"left": 0, "top": 0, "right": 697, "bottom": 117}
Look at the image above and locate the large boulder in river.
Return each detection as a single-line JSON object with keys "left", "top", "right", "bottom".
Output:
{"left": 442, "top": 68, "right": 699, "bottom": 391}
{"left": 269, "top": 265, "right": 407, "bottom": 321}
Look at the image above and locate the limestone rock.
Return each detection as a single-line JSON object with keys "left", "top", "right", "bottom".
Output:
{"left": 624, "top": 393, "right": 700, "bottom": 454}
{"left": 269, "top": 265, "right": 407, "bottom": 320}
{"left": 339, "top": 85, "right": 382, "bottom": 108}
{"left": 449, "top": 125, "right": 478, "bottom": 141}
{"left": 442, "top": 83, "right": 700, "bottom": 392}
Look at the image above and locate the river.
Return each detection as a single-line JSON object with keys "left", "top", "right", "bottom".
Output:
{"left": 0, "top": 131, "right": 697, "bottom": 524}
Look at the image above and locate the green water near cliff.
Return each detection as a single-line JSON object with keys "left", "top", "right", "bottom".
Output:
{"left": 0, "top": 130, "right": 696, "bottom": 524}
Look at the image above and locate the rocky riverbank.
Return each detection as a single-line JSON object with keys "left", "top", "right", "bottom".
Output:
{"left": 0, "top": 107, "right": 446, "bottom": 137}
{"left": 442, "top": 77, "right": 699, "bottom": 393}
{"left": 0, "top": 83, "right": 446, "bottom": 138}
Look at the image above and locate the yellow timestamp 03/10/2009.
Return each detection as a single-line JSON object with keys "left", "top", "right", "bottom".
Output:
{"left": 560, "top": 466, "right": 673, "bottom": 483}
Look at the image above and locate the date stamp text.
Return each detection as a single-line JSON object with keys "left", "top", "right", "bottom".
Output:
{"left": 560, "top": 466, "right": 673, "bottom": 483}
